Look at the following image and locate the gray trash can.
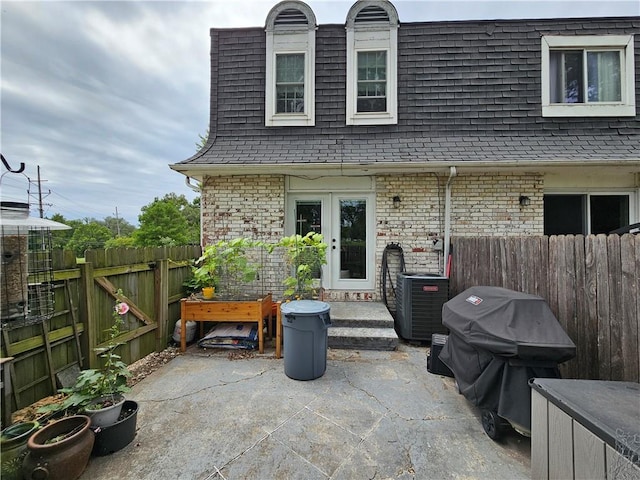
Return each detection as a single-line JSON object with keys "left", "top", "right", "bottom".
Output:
{"left": 280, "top": 300, "right": 331, "bottom": 380}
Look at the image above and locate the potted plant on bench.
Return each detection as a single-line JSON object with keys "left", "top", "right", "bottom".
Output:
{"left": 180, "top": 238, "right": 273, "bottom": 353}
{"left": 194, "top": 237, "right": 265, "bottom": 299}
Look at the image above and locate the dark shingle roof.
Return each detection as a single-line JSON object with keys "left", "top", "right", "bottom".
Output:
{"left": 173, "top": 17, "right": 640, "bottom": 172}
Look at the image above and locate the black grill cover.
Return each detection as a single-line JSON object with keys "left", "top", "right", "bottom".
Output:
{"left": 438, "top": 286, "right": 576, "bottom": 431}
{"left": 441, "top": 286, "right": 576, "bottom": 362}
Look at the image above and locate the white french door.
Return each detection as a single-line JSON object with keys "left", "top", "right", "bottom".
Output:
{"left": 286, "top": 193, "right": 375, "bottom": 290}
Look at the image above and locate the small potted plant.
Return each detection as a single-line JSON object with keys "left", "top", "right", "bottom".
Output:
{"left": 39, "top": 290, "right": 132, "bottom": 425}
{"left": 188, "top": 263, "right": 218, "bottom": 299}
{"left": 81, "top": 293, "right": 131, "bottom": 427}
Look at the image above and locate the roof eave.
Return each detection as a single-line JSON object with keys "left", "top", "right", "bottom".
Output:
{"left": 169, "top": 158, "right": 640, "bottom": 181}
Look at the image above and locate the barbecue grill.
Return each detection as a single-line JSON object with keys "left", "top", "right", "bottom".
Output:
{"left": 438, "top": 286, "right": 576, "bottom": 439}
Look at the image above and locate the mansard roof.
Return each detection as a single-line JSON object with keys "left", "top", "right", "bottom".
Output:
{"left": 172, "top": 16, "right": 640, "bottom": 177}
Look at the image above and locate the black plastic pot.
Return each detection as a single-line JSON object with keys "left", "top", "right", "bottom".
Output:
{"left": 92, "top": 400, "right": 138, "bottom": 456}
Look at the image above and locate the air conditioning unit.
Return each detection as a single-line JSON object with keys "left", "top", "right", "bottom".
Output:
{"left": 395, "top": 272, "right": 449, "bottom": 341}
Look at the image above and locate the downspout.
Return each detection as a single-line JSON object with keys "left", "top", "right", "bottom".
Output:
{"left": 184, "top": 176, "right": 201, "bottom": 193}
{"left": 443, "top": 166, "right": 457, "bottom": 277}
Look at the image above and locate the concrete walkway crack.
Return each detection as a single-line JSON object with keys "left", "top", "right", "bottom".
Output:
{"left": 203, "top": 400, "right": 329, "bottom": 480}
{"left": 137, "top": 368, "right": 271, "bottom": 403}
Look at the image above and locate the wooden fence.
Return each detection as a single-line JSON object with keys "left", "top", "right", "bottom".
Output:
{"left": 1, "top": 246, "right": 200, "bottom": 414}
{"left": 449, "top": 235, "right": 639, "bottom": 383}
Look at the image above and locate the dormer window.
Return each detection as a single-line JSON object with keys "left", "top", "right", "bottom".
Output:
{"left": 265, "top": 1, "right": 316, "bottom": 127}
{"left": 346, "top": 1, "right": 399, "bottom": 125}
{"left": 357, "top": 50, "right": 387, "bottom": 112}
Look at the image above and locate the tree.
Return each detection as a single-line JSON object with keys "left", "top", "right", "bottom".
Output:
{"left": 49, "top": 213, "right": 78, "bottom": 249}
{"left": 104, "top": 236, "right": 135, "bottom": 248}
{"left": 66, "top": 222, "right": 113, "bottom": 256}
{"left": 196, "top": 129, "right": 209, "bottom": 151}
{"left": 133, "top": 194, "right": 199, "bottom": 247}
{"left": 102, "top": 216, "right": 135, "bottom": 238}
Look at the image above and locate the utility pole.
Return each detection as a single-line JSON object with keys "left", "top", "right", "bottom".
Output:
{"left": 28, "top": 165, "right": 50, "bottom": 217}
{"left": 37, "top": 166, "right": 44, "bottom": 218}
{"left": 114, "top": 207, "right": 121, "bottom": 236}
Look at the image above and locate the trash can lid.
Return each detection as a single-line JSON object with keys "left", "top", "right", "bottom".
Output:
{"left": 280, "top": 300, "right": 330, "bottom": 315}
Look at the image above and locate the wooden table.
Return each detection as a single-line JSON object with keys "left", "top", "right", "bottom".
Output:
{"left": 180, "top": 293, "right": 277, "bottom": 355}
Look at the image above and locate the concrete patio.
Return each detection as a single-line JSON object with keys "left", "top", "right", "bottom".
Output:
{"left": 80, "top": 342, "right": 530, "bottom": 479}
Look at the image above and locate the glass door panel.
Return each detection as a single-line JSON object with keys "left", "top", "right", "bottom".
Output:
{"left": 295, "top": 200, "right": 322, "bottom": 236}
{"left": 333, "top": 194, "right": 374, "bottom": 290}
{"left": 339, "top": 199, "right": 367, "bottom": 280}
{"left": 291, "top": 197, "right": 329, "bottom": 287}
{"left": 287, "top": 193, "right": 374, "bottom": 290}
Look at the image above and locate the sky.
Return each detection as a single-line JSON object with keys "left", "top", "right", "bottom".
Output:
{"left": 1, "top": 1, "right": 638, "bottom": 225}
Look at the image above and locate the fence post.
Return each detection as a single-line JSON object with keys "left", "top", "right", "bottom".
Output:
{"left": 79, "top": 261, "right": 98, "bottom": 368}
{"left": 155, "top": 259, "right": 169, "bottom": 352}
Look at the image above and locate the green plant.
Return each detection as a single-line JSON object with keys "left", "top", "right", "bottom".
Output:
{"left": 277, "top": 232, "right": 327, "bottom": 300}
{"left": 39, "top": 290, "right": 131, "bottom": 414}
{"left": 193, "top": 238, "right": 265, "bottom": 298}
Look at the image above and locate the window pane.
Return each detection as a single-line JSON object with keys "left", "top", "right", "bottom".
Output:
{"left": 587, "top": 51, "right": 621, "bottom": 102}
{"left": 550, "top": 51, "right": 584, "bottom": 103}
{"left": 544, "top": 195, "right": 586, "bottom": 235}
{"left": 276, "top": 54, "right": 304, "bottom": 82}
{"left": 590, "top": 195, "right": 629, "bottom": 234}
{"left": 295, "top": 201, "right": 322, "bottom": 236}
{"left": 357, "top": 51, "right": 386, "bottom": 113}
{"left": 294, "top": 201, "right": 323, "bottom": 279}
{"left": 357, "top": 97, "right": 387, "bottom": 112}
{"left": 358, "top": 51, "right": 386, "bottom": 80}
{"left": 276, "top": 54, "right": 304, "bottom": 113}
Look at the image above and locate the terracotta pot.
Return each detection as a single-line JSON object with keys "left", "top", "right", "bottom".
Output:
{"left": 1, "top": 421, "right": 40, "bottom": 480}
{"left": 22, "top": 415, "right": 94, "bottom": 480}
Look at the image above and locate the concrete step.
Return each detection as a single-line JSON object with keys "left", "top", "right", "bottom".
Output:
{"left": 326, "top": 301, "right": 399, "bottom": 351}
{"left": 330, "top": 316, "right": 394, "bottom": 328}
{"left": 329, "top": 326, "right": 399, "bottom": 351}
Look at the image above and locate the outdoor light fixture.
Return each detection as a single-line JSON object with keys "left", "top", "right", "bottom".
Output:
{"left": 519, "top": 195, "right": 531, "bottom": 207}
{"left": 393, "top": 196, "right": 401, "bottom": 208}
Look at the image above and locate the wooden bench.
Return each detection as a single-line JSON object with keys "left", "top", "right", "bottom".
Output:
{"left": 180, "top": 294, "right": 280, "bottom": 356}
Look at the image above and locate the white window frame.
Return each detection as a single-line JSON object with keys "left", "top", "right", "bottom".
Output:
{"left": 265, "top": 2, "right": 316, "bottom": 127}
{"left": 541, "top": 35, "right": 636, "bottom": 117}
{"left": 346, "top": 1, "right": 398, "bottom": 126}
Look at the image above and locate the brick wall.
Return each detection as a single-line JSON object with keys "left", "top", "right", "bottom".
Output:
{"left": 201, "top": 174, "right": 287, "bottom": 297}
{"left": 201, "top": 175, "right": 285, "bottom": 244}
{"left": 450, "top": 173, "right": 544, "bottom": 236}
{"left": 201, "top": 172, "right": 543, "bottom": 301}
{"left": 376, "top": 174, "right": 443, "bottom": 275}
